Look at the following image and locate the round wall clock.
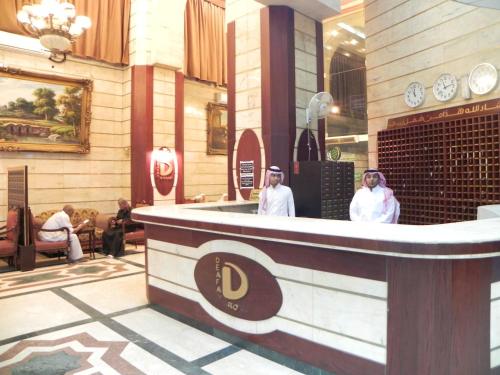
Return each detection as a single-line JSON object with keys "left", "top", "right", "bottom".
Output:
{"left": 432, "top": 73, "right": 458, "bottom": 102}
{"left": 468, "top": 63, "right": 498, "bottom": 95}
{"left": 404, "top": 81, "right": 425, "bottom": 108}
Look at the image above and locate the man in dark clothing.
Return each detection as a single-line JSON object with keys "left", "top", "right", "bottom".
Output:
{"left": 102, "top": 198, "right": 135, "bottom": 257}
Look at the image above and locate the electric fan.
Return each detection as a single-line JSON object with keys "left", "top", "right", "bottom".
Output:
{"left": 305, "top": 92, "right": 334, "bottom": 160}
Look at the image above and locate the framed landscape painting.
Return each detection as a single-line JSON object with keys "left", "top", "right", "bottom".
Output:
{"left": 207, "top": 102, "right": 228, "bottom": 155}
{"left": 0, "top": 67, "right": 92, "bottom": 153}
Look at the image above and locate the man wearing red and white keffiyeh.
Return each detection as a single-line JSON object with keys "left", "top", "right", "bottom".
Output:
{"left": 258, "top": 166, "right": 295, "bottom": 217}
{"left": 349, "top": 169, "right": 400, "bottom": 223}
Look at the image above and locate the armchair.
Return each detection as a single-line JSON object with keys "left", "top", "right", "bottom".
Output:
{"left": 123, "top": 220, "right": 145, "bottom": 249}
{"left": 0, "top": 208, "right": 20, "bottom": 267}
{"left": 36, "top": 208, "right": 98, "bottom": 258}
{"left": 30, "top": 213, "right": 70, "bottom": 261}
{"left": 124, "top": 203, "right": 147, "bottom": 249}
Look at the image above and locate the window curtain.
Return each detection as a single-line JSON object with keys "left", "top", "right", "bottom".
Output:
{"left": 329, "top": 49, "right": 367, "bottom": 120}
{"left": 184, "top": 0, "right": 227, "bottom": 86}
{"left": 0, "top": 0, "right": 131, "bottom": 66}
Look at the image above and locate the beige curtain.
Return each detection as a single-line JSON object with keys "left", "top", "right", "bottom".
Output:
{"left": 0, "top": 0, "right": 30, "bottom": 36}
{"left": 0, "top": 0, "right": 130, "bottom": 66}
{"left": 184, "top": 0, "right": 227, "bottom": 86}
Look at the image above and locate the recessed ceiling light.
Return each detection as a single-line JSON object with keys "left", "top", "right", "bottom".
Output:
{"left": 350, "top": 38, "right": 358, "bottom": 45}
{"left": 343, "top": 52, "right": 351, "bottom": 57}
{"left": 330, "top": 30, "right": 339, "bottom": 37}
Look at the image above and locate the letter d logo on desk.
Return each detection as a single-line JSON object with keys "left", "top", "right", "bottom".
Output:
{"left": 195, "top": 252, "right": 282, "bottom": 321}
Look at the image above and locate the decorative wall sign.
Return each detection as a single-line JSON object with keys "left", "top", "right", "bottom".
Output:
{"left": 239, "top": 160, "right": 254, "bottom": 189}
{"left": 194, "top": 252, "right": 283, "bottom": 321}
{"left": 150, "top": 147, "right": 177, "bottom": 196}
{"left": 388, "top": 98, "right": 500, "bottom": 128}
{"left": 235, "top": 129, "right": 261, "bottom": 200}
{"left": 0, "top": 67, "right": 92, "bottom": 153}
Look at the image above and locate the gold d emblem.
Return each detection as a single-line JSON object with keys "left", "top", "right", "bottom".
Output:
{"left": 222, "top": 262, "right": 249, "bottom": 300}
{"left": 158, "top": 161, "right": 173, "bottom": 177}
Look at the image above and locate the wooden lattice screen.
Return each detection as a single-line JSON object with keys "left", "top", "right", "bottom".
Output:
{"left": 378, "top": 99, "right": 500, "bottom": 224}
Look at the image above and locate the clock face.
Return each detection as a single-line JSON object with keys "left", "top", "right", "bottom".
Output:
{"left": 404, "top": 82, "right": 425, "bottom": 108}
{"left": 468, "top": 63, "right": 498, "bottom": 95}
{"left": 433, "top": 73, "right": 458, "bottom": 102}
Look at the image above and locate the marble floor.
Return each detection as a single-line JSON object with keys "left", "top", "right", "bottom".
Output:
{"left": 0, "top": 247, "right": 331, "bottom": 375}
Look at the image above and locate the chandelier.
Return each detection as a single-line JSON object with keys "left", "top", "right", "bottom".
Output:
{"left": 16, "top": 0, "right": 91, "bottom": 63}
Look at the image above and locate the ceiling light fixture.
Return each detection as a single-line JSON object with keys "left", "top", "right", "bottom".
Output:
{"left": 16, "top": 0, "right": 91, "bottom": 63}
{"left": 337, "top": 22, "right": 365, "bottom": 39}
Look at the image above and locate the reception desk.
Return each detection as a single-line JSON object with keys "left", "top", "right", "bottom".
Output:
{"left": 133, "top": 202, "right": 500, "bottom": 375}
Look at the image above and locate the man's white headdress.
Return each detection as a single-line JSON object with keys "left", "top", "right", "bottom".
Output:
{"left": 259, "top": 166, "right": 284, "bottom": 212}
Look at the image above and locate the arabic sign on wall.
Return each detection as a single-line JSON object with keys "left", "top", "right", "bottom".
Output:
{"left": 388, "top": 99, "right": 500, "bottom": 129}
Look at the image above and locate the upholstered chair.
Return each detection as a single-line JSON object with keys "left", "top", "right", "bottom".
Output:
{"left": 0, "top": 208, "right": 20, "bottom": 267}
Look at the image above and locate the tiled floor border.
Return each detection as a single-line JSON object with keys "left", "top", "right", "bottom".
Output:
{"left": 1, "top": 256, "right": 335, "bottom": 375}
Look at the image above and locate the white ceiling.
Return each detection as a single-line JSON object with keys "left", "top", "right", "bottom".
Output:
{"left": 254, "top": 0, "right": 341, "bottom": 21}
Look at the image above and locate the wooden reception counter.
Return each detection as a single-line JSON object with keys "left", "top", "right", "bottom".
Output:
{"left": 132, "top": 202, "right": 500, "bottom": 375}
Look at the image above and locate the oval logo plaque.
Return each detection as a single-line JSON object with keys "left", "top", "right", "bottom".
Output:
{"left": 153, "top": 158, "right": 175, "bottom": 196}
{"left": 194, "top": 252, "right": 283, "bottom": 321}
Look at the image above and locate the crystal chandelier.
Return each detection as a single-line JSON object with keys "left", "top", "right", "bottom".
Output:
{"left": 16, "top": 0, "right": 91, "bottom": 63}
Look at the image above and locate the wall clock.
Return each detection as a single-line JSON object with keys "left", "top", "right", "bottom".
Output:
{"left": 404, "top": 81, "right": 425, "bottom": 108}
{"left": 432, "top": 73, "right": 458, "bottom": 102}
{"left": 468, "top": 63, "right": 498, "bottom": 95}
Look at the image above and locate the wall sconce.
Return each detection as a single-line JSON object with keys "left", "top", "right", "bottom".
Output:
{"left": 150, "top": 146, "right": 177, "bottom": 197}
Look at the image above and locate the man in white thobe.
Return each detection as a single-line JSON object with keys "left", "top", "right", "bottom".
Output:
{"left": 258, "top": 166, "right": 295, "bottom": 217}
{"left": 349, "top": 169, "right": 400, "bottom": 223}
{"left": 39, "top": 205, "right": 86, "bottom": 262}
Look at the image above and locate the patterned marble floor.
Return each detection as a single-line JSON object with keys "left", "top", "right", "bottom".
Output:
{"left": 0, "top": 247, "right": 330, "bottom": 375}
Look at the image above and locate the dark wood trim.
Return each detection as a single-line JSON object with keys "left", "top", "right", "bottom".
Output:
{"left": 316, "top": 20, "right": 326, "bottom": 161}
{"left": 387, "top": 258, "right": 491, "bottom": 375}
{"left": 131, "top": 65, "right": 154, "bottom": 206}
{"left": 148, "top": 286, "right": 384, "bottom": 375}
{"left": 227, "top": 21, "right": 236, "bottom": 200}
{"left": 260, "top": 6, "right": 295, "bottom": 184}
{"left": 493, "top": 257, "right": 500, "bottom": 282}
{"left": 146, "top": 224, "right": 386, "bottom": 281}
{"left": 132, "top": 212, "right": 500, "bottom": 257}
{"left": 175, "top": 71, "right": 185, "bottom": 204}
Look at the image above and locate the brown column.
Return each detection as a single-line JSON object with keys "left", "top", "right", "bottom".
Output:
{"left": 227, "top": 21, "right": 236, "bottom": 201}
{"left": 175, "top": 71, "right": 185, "bottom": 204}
{"left": 316, "top": 20, "right": 325, "bottom": 161}
{"left": 260, "top": 6, "right": 295, "bottom": 184}
{"left": 130, "top": 65, "right": 154, "bottom": 206}
{"left": 387, "top": 258, "right": 490, "bottom": 375}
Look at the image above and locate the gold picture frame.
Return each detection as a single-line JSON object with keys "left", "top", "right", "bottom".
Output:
{"left": 207, "top": 102, "right": 228, "bottom": 155}
{"left": 0, "top": 67, "right": 92, "bottom": 153}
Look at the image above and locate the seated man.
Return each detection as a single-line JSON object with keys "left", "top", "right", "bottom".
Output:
{"left": 258, "top": 165, "right": 295, "bottom": 217}
{"left": 349, "top": 168, "right": 400, "bottom": 223}
{"left": 102, "top": 198, "right": 137, "bottom": 258}
{"left": 39, "top": 205, "right": 86, "bottom": 262}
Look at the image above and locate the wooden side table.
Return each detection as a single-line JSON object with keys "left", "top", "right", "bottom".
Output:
{"left": 77, "top": 228, "right": 95, "bottom": 259}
